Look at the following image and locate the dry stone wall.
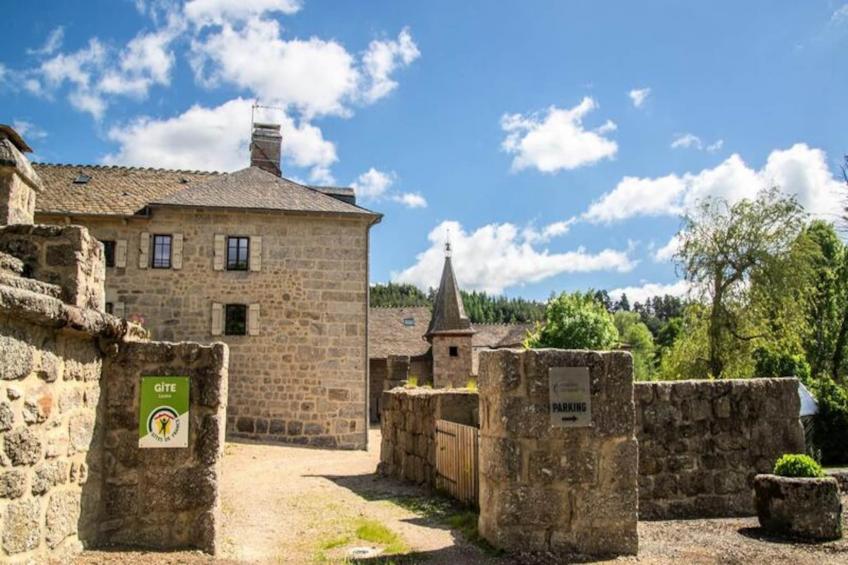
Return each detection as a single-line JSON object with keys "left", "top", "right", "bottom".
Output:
{"left": 477, "top": 349, "right": 639, "bottom": 558}
{"left": 378, "top": 387, "right": 478, "bottom": 487}
{"left": 37, "top": 208, "right": 370, "bottom": 449}
{"left": 635, "top": 378, "right": 805, "bottom": 519}
{"left": 100, "top": 341, "right": 228, "bottom": 553}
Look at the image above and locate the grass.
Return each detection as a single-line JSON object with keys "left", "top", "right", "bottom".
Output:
{"left": 405, "top": 376, "right": 418, "bottom": 387}
{"left": 465, "top": 378, "right": 478, "bottom": 391}
{"left": 314, "top": 518, "right": 408, "bottom": 563}
{"left": 355, "top": 519, "right": 407, "bottom": 554}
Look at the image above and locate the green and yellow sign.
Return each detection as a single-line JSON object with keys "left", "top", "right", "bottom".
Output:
{"left": 139, "top": 376, "right": 189, "bottom": 448}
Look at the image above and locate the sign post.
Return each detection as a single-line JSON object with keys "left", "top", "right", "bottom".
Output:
{"left": 549, "top": 366, "right": 592, "bottom": 428}
{"left": 139, "top": 376, "right": 189, "bottom": 448}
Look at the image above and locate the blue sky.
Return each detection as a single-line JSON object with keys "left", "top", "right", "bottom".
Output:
{"left": 2, "top": 1, "right": 846, "bottom": 301}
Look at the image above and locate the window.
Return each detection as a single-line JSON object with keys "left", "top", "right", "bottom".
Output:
{"left": 225, "top": 304, "right": 247, "bottom": 335}
{"left": 102, "top": 240, "right": 116, "bottom": 268}
{"left": 105, "top": 302, "right": 114, "bottom": 315}
{"left": 227, "top": 236, "right": 250, "bottom": 271}
{"left": 403, "top": 317, "right": 415, "bottom": 327}
{"left": 151, "top": 235, "right": 172, "bottom": 269}
{"left": 449, "top": 346, "right": 459, "bottom": 357}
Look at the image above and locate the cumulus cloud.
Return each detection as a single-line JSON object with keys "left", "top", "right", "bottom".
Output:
{"left": 500, "top": 97, "right": 618, "bottom": 173}
{"left": 671, "top": 133, "right": 723, "bottom": 153}
{"left": 522, "top": 219, "right": 575, "bottom": 244}
{"left": 628, "top": 87, "right": 650, "bottom": 108}
{"left": 608, "top": 280, "right": 691, "bottom": 304}
{"left": 361, "top": 28, "right": 421, "bottom": 103}
{"left": 351, "top": 168, "right": 394, "bottom": 200}
{"left": 393, "top": 220, "right": 635, "bottom": 294}
{"left": 653, "top": 234, "right": 681, "bottom": 262}
{"left": 102, "top": 97, "right": 337, "bottom": 177}
{"left": 11, "top": 120, "right": 47, "bottom": 140}
{"left": 392, "top": 193, "right": 428, "bottom": 208}
{"left": 583, "top": 144, "right": 843, "bottom": 223}
{"left": 184, "top": 0, "right": 302, "bottom": 25}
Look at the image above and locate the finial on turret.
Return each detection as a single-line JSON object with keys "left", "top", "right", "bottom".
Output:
{"left": 445, "top": 229, "right": 452, "bottom": 257}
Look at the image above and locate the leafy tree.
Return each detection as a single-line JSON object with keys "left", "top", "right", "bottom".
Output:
{"left": 677, "top": 187, "right": 807, "bottom": 378}
{"left": 370, "top": 283, "right": 431, "bottom": 307}
{"left": 526, "top": 291, "right": 619, "bottom": 350}
{"left": 593, "top": 289, "right": 613, "bottom": 312}
{"left": 614, "top": 293, "right": 631, "bottom": 312}
{"left": 614, "top": 311, "right": 656, "bottom": 380}
{"left": 809, "top": 376, "right": 848, "bottom": 465}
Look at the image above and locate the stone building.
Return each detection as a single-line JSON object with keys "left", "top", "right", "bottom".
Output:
{"left": 32, "top": 123, "right": 381, "bottom": 449}
{"left": 367, "top": 248, "right": 530, "bottom": 421}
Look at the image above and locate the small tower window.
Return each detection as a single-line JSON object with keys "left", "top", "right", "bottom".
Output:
{"left": 449, "top": 346, "right": 459, "bottom": 357}
{"left": 403, "top": 318, "right": 415, "bottom": 327}
{"left": 73, "top": 173, "right": 91, "bottom": 184}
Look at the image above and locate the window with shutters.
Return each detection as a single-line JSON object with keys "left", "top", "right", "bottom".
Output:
{"left": 102, "top": 240, "right": 116, "bottom": 268}
{"left": 226, "top": 236, "right": 250, "bottom": 271}
{"left": 225, "top": 304, "right": 247, "bottom": 335}
{"left": 151, "top": 234, "right": 172, "bottom": 269}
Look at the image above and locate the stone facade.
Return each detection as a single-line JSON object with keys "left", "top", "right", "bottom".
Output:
{"left": 635, "top": 378, "right": 805, "bottom": 519}
{"left": 378, "top": 387, "right": 478, "bottom": 487}
{"left": 477, "top": 349, "right": 639, "bottom": 558}
{"left": 99, "top": 341, "right": 228, "bottom": 553}
{"left": 431, "top": 334, "right": 473, "bottom": 388}
{"left": 0, "top": 129, "right": 41, "bottom": 226}
{"left": 35, "top": 206, "right": 372, "bottom": 449}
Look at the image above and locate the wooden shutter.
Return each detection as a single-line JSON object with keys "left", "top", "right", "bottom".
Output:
{"left": 113, "top": 302, "right": 126, "bottom": 319}
{"left": 248, "top": 303, "right": 260, "bottom": 336}
{"left": 115, "top": 240, "right": 128, "bottom": 268}
{"left": 211, "top": 302, "right": 223, "bottom": 336}
{"left": 213, "top": 234, "right": 225, "bottom": 271}
{"left": 172, "top": 233, "right": 184, "bottom": 270}
{"left": 250, "top": 236, "right": 262, "bottom": 272}
{"left": 138, "top": 232, "right": 149, "bottom": 269}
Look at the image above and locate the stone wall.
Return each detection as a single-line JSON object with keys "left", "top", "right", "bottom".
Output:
{"left": 99, "top": 341, "right": 227, "bottom": 553}
{"left": 378, "top": 387, "right": 478, "bottom": 487}
{"left": 0, "top": 134, "right": 41, "bottom": 225}
{"left": 37, "top": 207, "right": 371, "bottom": 449}
{"left": 431, "top": 334, "right": 473, "bottom": 388}
{"left": 477, "top": 349, "right": 638, "bottom": 558}
{"left": 635, "top": 378, "right": 805, "bottom": 519}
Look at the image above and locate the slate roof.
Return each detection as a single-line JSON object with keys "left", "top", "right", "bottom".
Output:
{"left": 472, "top": 323, "right": 533, "bottom": 349}
{"left": 369, "top": 307, "right": 432, "bottom": 359}
{"left": 154, "top": 167, "right": 378, "bottom": 217}
{"left": 32, "top": 163, "right": 378, "bottom": 219}
{"left": 425, "top": 255, "right": 473, "bottom": 337}
{"left": 33, "top": 163, "right": 220, "bottom": 216}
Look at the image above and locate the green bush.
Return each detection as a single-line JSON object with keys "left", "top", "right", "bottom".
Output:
{"left": 525, "top": 291, "right": 618, "bottom": 350}
{"left": 773, "top": 453, "right": 825, "bottom": 478}
{"left": 809, "top": 377, "right": 848, "bottom": 465}
{"left": 752, "top": 347, "right": 811, "bottom": 381}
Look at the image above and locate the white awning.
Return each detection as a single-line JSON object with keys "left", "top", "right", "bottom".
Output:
{"left": 798, "top": 381, "right": 818, "bottom": 417}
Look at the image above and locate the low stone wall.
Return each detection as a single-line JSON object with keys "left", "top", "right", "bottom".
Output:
{"left": 477, "top": 349, "right": 638, "bottom": 558}
{"left": 378, "top": 387, "right": 478, "bottom": 487}
{"left": 635, "top": 378, "right": 805, "bottom": 519}
{"left": 99, "top": 341, "right": 228, "bottom": 553}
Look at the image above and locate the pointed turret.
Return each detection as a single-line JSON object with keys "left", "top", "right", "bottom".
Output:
{"left": 426, "top": 242, "right": 473, "bottom": 339}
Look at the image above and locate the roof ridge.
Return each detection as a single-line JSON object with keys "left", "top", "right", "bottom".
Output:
{"left": 33, "top": 162, "right": 222, "bottom": 175}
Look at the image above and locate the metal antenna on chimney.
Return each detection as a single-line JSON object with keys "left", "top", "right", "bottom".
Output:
{"left": 250, "top": 101, "right": 285, "bottom": 176}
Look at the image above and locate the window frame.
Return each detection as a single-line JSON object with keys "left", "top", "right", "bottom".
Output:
{"left": 151, "top": 234, "right": 173, "bottom": 269}
{"left": 102, "top": 240, "right": 116, "bottom": 268}
{"left": 224, "top": 304, "right": 248, "bottom": 336}
{"left": 226, "top": 236, "right": 250, "bottom": 271}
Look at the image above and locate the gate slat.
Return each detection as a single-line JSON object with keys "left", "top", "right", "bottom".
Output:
{"left": 435, "top": 419, "right": 479, "bottom": 506}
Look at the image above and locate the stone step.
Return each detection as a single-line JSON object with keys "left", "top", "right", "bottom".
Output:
{"left": 0, "top": 251, "right": 24, "bottom": 275}
{"left": 0, "top": 272, "right": 63, "bottom": 299}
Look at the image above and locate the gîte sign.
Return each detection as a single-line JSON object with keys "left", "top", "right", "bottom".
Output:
{"left": 549, "top": 366, "right": 592, "bottom": 427}
{"left": 139, "top": 376, "right": 189, "bottom": 448}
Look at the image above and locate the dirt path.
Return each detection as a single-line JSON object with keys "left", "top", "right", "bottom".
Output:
{"left": 75, "top": 428, "right": 848, "bottom": 564}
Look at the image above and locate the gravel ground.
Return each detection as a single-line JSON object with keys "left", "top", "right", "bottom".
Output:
{"left": 73, "top": 428, "right": 848, "bottom": 564}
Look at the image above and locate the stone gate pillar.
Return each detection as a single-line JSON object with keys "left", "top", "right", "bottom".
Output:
{"left": 477, "top": 349, "right": 638, "bottom": 557}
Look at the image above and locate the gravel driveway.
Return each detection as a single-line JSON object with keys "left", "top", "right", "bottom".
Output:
{"left": 74, "top": 428, "right": 848, "bottom": 564}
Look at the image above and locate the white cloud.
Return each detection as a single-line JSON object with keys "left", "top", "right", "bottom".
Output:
{"left": 706, "top": 139, "right": 724, "bottom": 153}
{"left": 11, "top": 120, "right": 47, "bottom": 140}
{"left": 361, "top": 28, "right": 421, "bottom": 103}
{"left": 185, "top": 0, "right": 302, "bottom": 26}
{"left": 628, "top": 87, "right": 650, "bottom": 108}
{"left": 671, "top": 133, "right": 703, "bottom": 150}
{"left": 393, "top": 193, "right": 427, "bottom": 208}
{"left": 608, "top": 280, "right": 691, "bottom": 304}
{"left": 653, "top": 234, "right": 681, "bottom": 262}
{"left": 583, "top": 144, "right": 843, "bottom": 223}
{"left": 522, "top": 219, "right": 575, "bottom": 244}
{"left": 351, "top": 168, "right": 394, "bottom": 200}
{"left": 102, "top": 97, "right": 337, "bottom": 177}
{"left": 831, "top": 4, "right": 848, "bottom": 25}
{"left": 190, "top": 18, "right": 419, "bottom": 117}
{"left": 393, "top": 220, "right": 635, "bottom": 294}
{"left": 500, "top": 98, "right": 618, "bottom": 173}
{"left": 27, "top": 27, "right": 65, "bottom": 56}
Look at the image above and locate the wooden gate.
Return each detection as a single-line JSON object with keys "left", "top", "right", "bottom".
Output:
{"left": 435, "top": 419, "right": 479, "bottom": 506}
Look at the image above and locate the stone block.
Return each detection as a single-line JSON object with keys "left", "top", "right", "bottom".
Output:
{"left": 46, "top": 491, "right": 82, "bottom": 549}
{"left": 4, "top": 426, "right": 42, "bottom": 465}
{"left": 69, "top": 412, "right": 95, "bottom": 453}
{"left": 0, "top": 401, "right": 14, "bottom": 431}
{"left": 0, "top": 326, "right": 33, "bottom": 381}
{"left": 32, "top": 460, "right": 70, "bottom": 495}
{"left": 0, "top": 469, "right": 26, "bottom": 498}
{"left": 754, "top": 474, "right": 843, "bottom": 540}
{"left": 3, "top": 498, "right": 41, "bottom": 554}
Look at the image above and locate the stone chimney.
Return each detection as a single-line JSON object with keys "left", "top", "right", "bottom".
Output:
{"left": 250, "top": 122, "right": 282, "bottom": 176}
{"left": 0, "top": 124, "right": 43, "bottom": 225}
